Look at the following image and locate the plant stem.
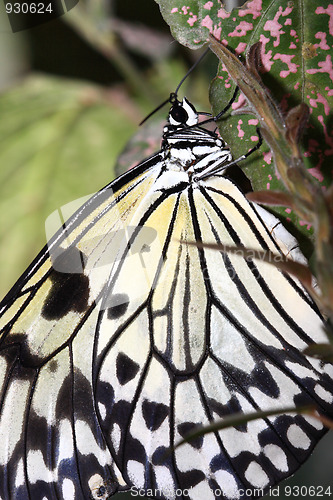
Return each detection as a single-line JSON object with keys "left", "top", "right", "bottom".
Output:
{"left": 64, "top": 5, "right": 158, "bottom": 104}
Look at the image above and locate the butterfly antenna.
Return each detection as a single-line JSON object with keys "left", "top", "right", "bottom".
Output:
{"left": 139, "top": 47, "right": 210, "bottom": 126}
{"left": 174, "top": 47, "right": 210, "bottom": 95}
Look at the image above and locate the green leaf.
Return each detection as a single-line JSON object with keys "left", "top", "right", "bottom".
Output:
{"left": 155, "top": 0, "right": 333, "bottom": 237}
{"left": 0, "top": 76, "right": 138, "bottom": 299}
{"left": 156, "top": 0, "right": 208, "bottom": 48}
{"left": 303, "top": 343, "right": 333, "bottom": 362}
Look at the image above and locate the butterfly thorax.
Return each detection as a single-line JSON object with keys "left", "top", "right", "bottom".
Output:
{"left": 162, "top": 97, "right": 232, "bottom": 178}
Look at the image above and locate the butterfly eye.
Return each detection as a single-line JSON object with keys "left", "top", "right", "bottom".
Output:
{"left": 170, "top": 104, "right": 188, "bottom": 125}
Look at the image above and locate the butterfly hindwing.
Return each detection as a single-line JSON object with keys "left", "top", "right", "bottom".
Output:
{"left": 92, "top": 172, "right": 332, "bottom": 498}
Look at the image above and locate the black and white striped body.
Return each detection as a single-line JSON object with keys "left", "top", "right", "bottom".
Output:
{"left": 162, "top": 97, "right": 232, "bottom": 178}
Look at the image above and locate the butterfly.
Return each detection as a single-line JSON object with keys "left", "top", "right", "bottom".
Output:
{"left": 0, "top": 88, "right": 332, "bottom": 500}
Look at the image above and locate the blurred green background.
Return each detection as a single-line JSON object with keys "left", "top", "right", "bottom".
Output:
{"left": 0, "top": 0, "right": 331, "bottom": 498}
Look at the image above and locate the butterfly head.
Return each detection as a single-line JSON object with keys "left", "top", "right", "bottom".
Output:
{"left": 168, "top": 96, "right": 198, "bottom": 128}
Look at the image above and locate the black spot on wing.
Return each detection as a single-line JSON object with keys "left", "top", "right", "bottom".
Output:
{"left": 55, "top": 372, "right": 73, "bottom": 421}
{"left": 210, "top": 453, "right": 232, "bottom": 473}
{"left": 123, "top": 434, "right": 148, "bottom": 472}
{"left": 216, "top": 355, "right": 280, "bottom": 400}
{"left": 293, "top": 388, "right": 316, "bottom": 408}
{"left": 177, "top": 422, "right": 203, "bottom": 449}
{"left": 251, "top": 361, "right": 281, "bottom": 398}
{"left": 19, "top": 480, "right": 57, "bottom": 500}
{"left": 110, "top": 400, "right": 132, "bottom": 430}
{"left": 151, "top": 446, "right": 171, "bottom": 466}
{"left": 142, "top": 400, "right": 169, "bottom": 431}
{"left": 42, "top": 273, "right": 89, "bottom": 321}
{"left": 27, "top": 409, "right": 52, "bottom": 468}
{"left": 96, "top": 381, "right": 132, "bottom": 460}
{"left": 55, "top": 369, "right": 103, "bottom": 449}
{"left": 107, "top": 294, "right": 129, "bottom": 319}
{"left": 72, "top": 370, "right": 98, "bottom": 429}
{"left": 116, "top": 352, "right": 139, "bottom": 385}
{"left": 208, "top": 396, "right": 248, "bottom": 433}
{"left": 57, "top": 457, "right": 82, "bottom": 497}
{"left": 48, "top": 359, "right": 58, "bottom": 373}
{"left": 95, "top": 380, "right": 115, "bottom": 419}
{"left": 178, "top": 469, "right": 206, "bottom": 489}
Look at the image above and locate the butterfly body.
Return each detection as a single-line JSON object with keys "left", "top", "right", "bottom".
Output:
{"left": 0, "top": 96, "right": 333, "bottom": 500}
{"left": 162, "top": 97, "right": 231, "bottom": 177}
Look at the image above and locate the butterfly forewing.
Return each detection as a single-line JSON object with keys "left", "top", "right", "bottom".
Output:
{"left": 0, "top": 154, "right": 163, "bottom": 499}
{"left": 0, "top": 96, "right": 332, "bottom": 500}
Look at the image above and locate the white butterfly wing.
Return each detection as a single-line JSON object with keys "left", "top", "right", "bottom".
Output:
{"left": 0, "top": 99, "right": 333, "bottom": 500}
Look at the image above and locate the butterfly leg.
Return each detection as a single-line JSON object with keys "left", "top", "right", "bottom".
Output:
{"left": 227, "top": 126, "right": 263, "bottom": 166}
{"left": 198, "top": 126, "right": 263, "bottom": 180}
{"left": 214, "top": 86, "right": 239, "bottom": 121}
{"left": 193, "top": 87, "right": 240, "bottom": 129}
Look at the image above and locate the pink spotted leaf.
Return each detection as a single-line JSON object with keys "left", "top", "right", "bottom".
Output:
{"left": 155, "top": 0, "right": 333, "bottom": 237}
